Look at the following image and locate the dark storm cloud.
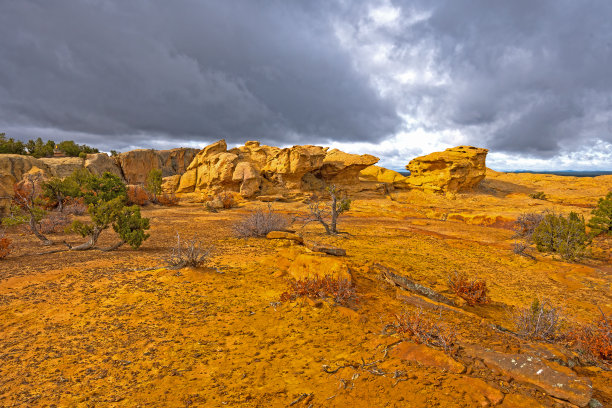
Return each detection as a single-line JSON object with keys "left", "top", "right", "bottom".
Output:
{"left": 388, "top": 0, "right": 612, "bottom": 156}
{"left": 0, "top": 0, "right": 611, "bottom": 162}
{"left": 0, "top": 0, "right": 399, "bottom": 150}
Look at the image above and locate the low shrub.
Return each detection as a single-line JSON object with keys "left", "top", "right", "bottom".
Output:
{"left": 514, "top": 298, "right": 565, "bottom": 341}
{"left": 163, "top": 233, "right": 213, "bottom": 269}
{"left": 447, "top": 272, "right": 490, "bottom": 305}
{"left": 157, "top": 193, "right": 179, "bottom": 207}
{"left": 127, "top": 185, "right": 149, "bottom": 206}
{"left": 513, "top": 212, "right": 545, "bottom": 239}
{"left": 39, "top": 212, "right": 71, "bottom": 234}
{"left": 232, "top": 204, "right": 290, "bottom": 238}
{"left": 218, "top": 191, "right": 235, "bottom": 209}
{"left": 391, "top": 308, "right": 457, "bottom": 353}
{"left": 532, "top": 212, "right": 589, "bottom": 260}
{"left": 280, "top": 276, "right": 357, "bottom": 306}
{"left": 567, "top": 312, "right": 611, "bottom": 362}
{"left": 0, "top": 231, "right": 11, "bottom": 259}
{"left": 529, "top": 191, "right": 547, "bottom": 200}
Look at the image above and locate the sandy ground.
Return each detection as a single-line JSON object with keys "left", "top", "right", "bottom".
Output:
{"left": 0, "top": 172, "right": 610, "bottom": 407}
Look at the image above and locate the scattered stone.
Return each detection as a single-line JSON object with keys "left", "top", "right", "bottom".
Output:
{"left": 392, "top": 342, "right": 465, "bottom": 374}
{"left": 304, "top": 241, "right": 346, "bottom": 256}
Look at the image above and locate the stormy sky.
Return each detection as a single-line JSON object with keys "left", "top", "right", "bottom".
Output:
{"left": 1, "top": 0, "right": 611, "bottom": 170}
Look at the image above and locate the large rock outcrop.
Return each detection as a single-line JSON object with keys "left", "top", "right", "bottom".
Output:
{"left": 116, "top": 148, "right": 199, "bottom": 184}
{"left": 404, "top": 146, "right": 488, "bottom": 193}
{"left": 0, "top": 155, "right": 51, "bottom": 213}
{"left": 176, "top": 140, "right": 379, "bottom": 198}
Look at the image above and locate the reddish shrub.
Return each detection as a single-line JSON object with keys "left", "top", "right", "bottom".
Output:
{"left": 280, "top": 275, "right": 357, "bottom": 306}
{"left": 448, "top": 272, "right": 490, "bottom": 305}
{"left": 0, "top": 235, "right": 11, "bottom": 259}
{"left": 392, "top": 308, "right": 456, "bottom": 353}
{"left": 127, "top": 185, "right": 149, "bottom": 206}
{"left": 568, "top": 313, "right": 611, "bottom": 362}
{"left": 158, "top": 193, "right": 179, "bottom": 207}
{"left": 218, "top": 191, "right": 235, "bottom": 209}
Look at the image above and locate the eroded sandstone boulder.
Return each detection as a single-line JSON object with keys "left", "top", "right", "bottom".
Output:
{"left": 359, "top": 165, "right": 407, "bottom": 184}
{"left": 176, "top": 140, "right": 380, "bottom": 198}
{"left": 39, "top": 157, "right": 84, "bottom": 178}
{"left": 405, "top": 146, "right": 488, "bottom": 193}
{"left": 0, "top": 155, "right": 51, "bottom": 214}
{"left": 84, "top": 153, "right": 123, "bottom": 178}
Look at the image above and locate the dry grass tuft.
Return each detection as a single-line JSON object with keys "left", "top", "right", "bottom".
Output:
{"left": 163, "top": 233, "right": 213, "bottom": 269}
{"left": 232, "top": 205, "right": 290, "bottom": 238}
{"left": 447, "top": 272, "right": 490, "bottom": 305}
{"left": 514, "top": 298, "right": 565, "bottom": 341}
{"left": 280, "top": 276, "right": 357, "bottom": 306}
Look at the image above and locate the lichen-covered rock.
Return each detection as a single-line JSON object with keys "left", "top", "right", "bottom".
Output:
{"left": 405, "top": 146, "right": 488, "bottom": 193}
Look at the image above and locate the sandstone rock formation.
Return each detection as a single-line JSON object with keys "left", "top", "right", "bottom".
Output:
{"left": 84, "top": 153, "right": 123, "bottom": 178}
{"left": 359, "top": 165, "right": 407, "bottom": 184}
{"left": 176, "top": 140, "right": 379, "bottom": 198}
{"left": 116, "top": 148, "right": 198, "bottom": 184}
{"left": 0, "top": 155, "right": 51, "bottom": 213}
{"left": 404, "top": 146, "right": 488, "bottom": 193}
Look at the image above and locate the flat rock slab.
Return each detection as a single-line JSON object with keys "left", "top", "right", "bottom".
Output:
{"left": 392, "top": 342, "right": 465, "bottom": 374}
{"left": 304, "top": 241, "right": 346, "bottom": 256}
{"left": 266, "top": 231, "right": 303, "bottom": 243}
{"left": 465, "top": 345, "right": 592, "bottom": 407}
{"left": 451, "top": 377, "right": 504, "bottom": 406}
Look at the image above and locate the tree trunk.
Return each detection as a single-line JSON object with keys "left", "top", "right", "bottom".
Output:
{"left": 29, "top": 209, "right": 53, "bottom": 246}
{"left": 69, "top": 227, "right": 102, "bottom": 251}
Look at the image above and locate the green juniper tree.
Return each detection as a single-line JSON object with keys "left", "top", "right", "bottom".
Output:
{"left": 587, "top": 192, "right": 612, "bottom": 236}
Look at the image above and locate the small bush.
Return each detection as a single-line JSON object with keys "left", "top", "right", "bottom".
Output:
{"left": 0, "top": 231, "right": 11, "bottom": 259}
{"left": 568, "top": 312, "right": 612, "bottom": 362}
{"left": 280, "top": 275, "right": 357, "bottom": 306}
{"left": 513, "top": 212, "right": 545, "bottom": 239}
{"left": 514, "top": 298, "right": 565, "bottom": 341}
{"left": 158, "top": 193, "right": 179, "bottom": 207}
{"left": 447, "top": 272, "right": 490, "bottom": 305}
{"left": 232, "top": 205, "right": 290, "bottom": 238}
{"left": 529, "top": 191, "right": 547, "bottom": 200}
{"left": 391, "top": 308, "right": 456, "bottom": 353}
{"left": 145, "top": 168, "right": 163, "bottom": 201}
{"left": 532, "top": 212, "right": 589, "bottom": 260}
{"left": 164, "top": 233, "right": 213, "bottom": 269}
{"left": 127, "top": 185, "right": 149, "bottom": 206}
{"left": 588, "top": 191, "right": 612, "bottom": 236}
{"left": 513, "top": 241, "right": 528, "bottom": 255}
{"left": 39, "top": 212, "right": 71, "bottom": 234}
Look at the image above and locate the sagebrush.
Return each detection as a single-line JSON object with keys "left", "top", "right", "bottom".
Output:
{"left": 280, "top": 275, "right": 357, "bottom": 306}
{"left": 164, "top": 233, "right": 213, "bottom": 269}
{"left": 391, "top": 308, "right": 456, "bottom": 353}
{"left": 447, "top": 272, "right": 490, "bottom": 305}
{"left": 514, "top": 298, "right": 565, "bottom": 341}
{"left": 232, "top": 205, "right": 290, "bottom": 238}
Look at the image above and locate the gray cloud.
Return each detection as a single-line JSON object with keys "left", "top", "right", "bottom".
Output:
{"left": 0, "top": 0, "right": 399, "bottom": 151}
{"left": 0, "top": 0, "right": 611, "bottom": 166}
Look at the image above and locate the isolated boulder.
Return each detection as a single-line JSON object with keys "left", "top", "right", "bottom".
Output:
{"left": 405, "top": 146, "right": 488, "bottom": 193}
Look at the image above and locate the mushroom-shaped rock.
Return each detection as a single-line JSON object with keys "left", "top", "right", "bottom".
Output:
{"left": 320, "top": 149, "right": 379, "bottom": 188}
{"left": 405, "top": 146, "right": 488, "bottom": 193}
